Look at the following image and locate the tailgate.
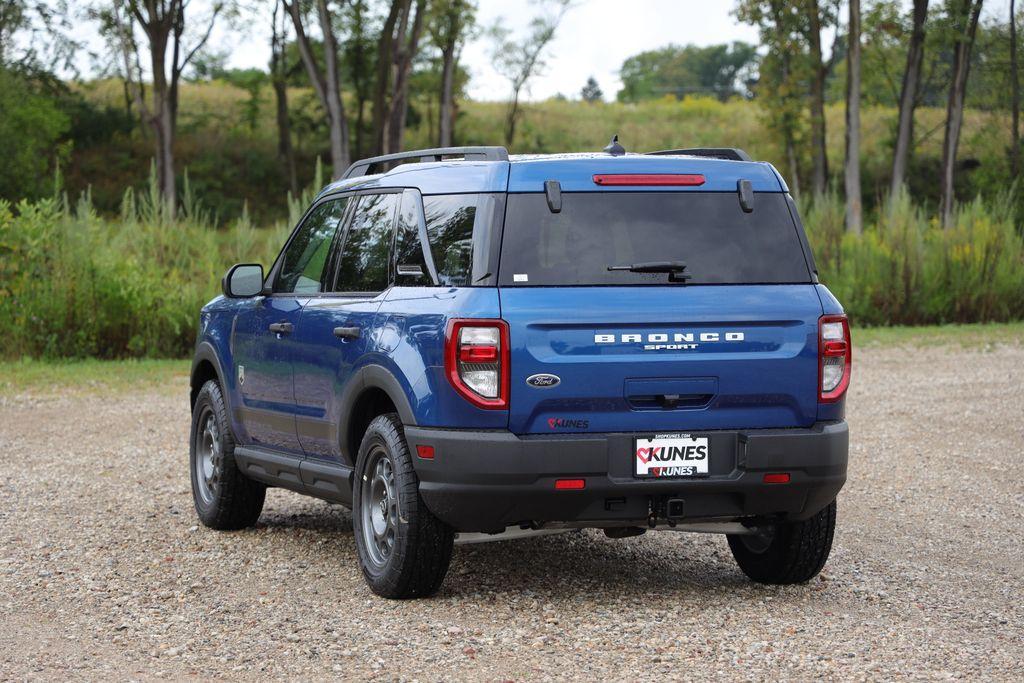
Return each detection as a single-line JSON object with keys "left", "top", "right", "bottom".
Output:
{"left": 499, "top": 285, "right": 823, "bottom": 434}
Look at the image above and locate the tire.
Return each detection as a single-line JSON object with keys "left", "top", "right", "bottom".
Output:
{"left": 727, "top": 499, "right": 837, "bottom": 585}
{"left": 352, "top": 413, "right": 454, "bottom": 599}
{"left": 189, "top": 379, "right": 266, "bottom": 530}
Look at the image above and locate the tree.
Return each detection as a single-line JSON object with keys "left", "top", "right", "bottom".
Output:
{"left": 343, "top": 0, "right": 376, "bottom": 159}
{"left": 270, "top": 0, "right": 297, "bottom": 195}
{"left": 0, "top": 69, "right": 70, "bottom": 202}
{"left": 939, "top": 0, "right": 984, "bottom": 228}
{"left": 284, "top": 0, "right": 350, "bottom": 179}
{"left": 736, "top": 0, "right": 807, "bottom": 196}
{"left": 891, "top": 0, "right": 930, "bottom": 197}
{"left": 617, "top": 42, "right": 758, "bottom": 102}
{"left": 806, "top": 0, "right": 832, "bottom": 196}
{"left": 844, "top": 0, "right": 862, "bottom": 234}
{"left": 1012, "top": 0, "right": 1020, "bottom": 177}
{"left": 428, "top": 0, "right": 476, "bottom": 147}
{"left": 491, "top": 0, "right": 572, "bottom": 148}
{"left": 386, "top": 0, "right": 426, "bottom": 154}
{"left": 127, "top": 0, "right": 222, "bottom": 216}
{"left": 581, "top": 76, "right": 603, "bottom": 102}
{"left": 370, "top": 0, "right": 427, "bottom": 156}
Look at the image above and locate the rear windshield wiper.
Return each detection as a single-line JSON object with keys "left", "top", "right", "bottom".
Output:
{"left": 607, "top": 261, "right": 692, "bottom": 283}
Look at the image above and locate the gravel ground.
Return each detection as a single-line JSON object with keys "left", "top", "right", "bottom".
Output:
{"left": 1, "top": 343, "right": 1022, "bottom": 681}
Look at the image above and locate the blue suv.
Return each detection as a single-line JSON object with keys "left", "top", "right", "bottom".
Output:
{"left": 189, "top": 143, "right": 851, "bottom": 598}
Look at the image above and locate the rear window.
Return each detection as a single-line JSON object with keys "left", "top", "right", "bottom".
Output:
{"left": 498, "top": 192, "right": 811, "bottom": 286}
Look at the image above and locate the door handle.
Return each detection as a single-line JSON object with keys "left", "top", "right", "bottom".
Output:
{"left": 333, "top": 326, "right": 361, "bottom": 340}
{"left": 268, "top": 322, "right": 293, "bottom": 335}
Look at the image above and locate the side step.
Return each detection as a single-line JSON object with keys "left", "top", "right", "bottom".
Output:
{"left": 234, "top": 446, "right": 354, "bottom": 506}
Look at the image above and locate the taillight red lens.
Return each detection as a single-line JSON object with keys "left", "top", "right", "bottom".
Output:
{"left": 592, "top": 174, "right": 705, "bottom": 186}
{"left": 818, "top": 314, "right": 852, "bottom": 402}
{"left": 445, "top": 319, "right": 510, "bottom": 409}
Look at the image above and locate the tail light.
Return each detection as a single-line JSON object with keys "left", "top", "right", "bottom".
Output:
{"left": 818, "top": 314, "right": 852, "bottom": 402}
{"left": 445, "top": 319, "right": 510, "bottom": 409}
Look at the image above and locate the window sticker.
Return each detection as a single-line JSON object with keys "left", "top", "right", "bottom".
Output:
{"left": 513, "top": 273, "right": 529, "bottom": 282}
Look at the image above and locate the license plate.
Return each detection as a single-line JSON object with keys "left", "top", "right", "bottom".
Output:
{"left": 634, "top": 433, "right": 709, "bottom": 478}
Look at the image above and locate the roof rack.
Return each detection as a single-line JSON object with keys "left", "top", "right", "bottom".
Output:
{"left": 646, "top": 147, "right": 753, "bottom": 162}
{"left": 341, "top": 146, "right": 510, "bottom": 179}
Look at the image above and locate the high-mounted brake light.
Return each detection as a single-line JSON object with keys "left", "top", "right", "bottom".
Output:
{"left": 592, "top": 174, "right": 706, "bottom": 187}
{"left": 818, "top": 314, "right": 852, "bottom": 402}
{"left": 445, "top": 319, "right": 510, "bottom": 409}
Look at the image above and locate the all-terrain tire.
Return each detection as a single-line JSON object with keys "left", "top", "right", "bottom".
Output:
{"left": 352, "top": 413, "right": 454, "bottom": 599}
{"left": 727, "top": 500, "right": 837, "bottom": 584}
{"left": 189, "top": 379, "right": 266, "bottom": 530}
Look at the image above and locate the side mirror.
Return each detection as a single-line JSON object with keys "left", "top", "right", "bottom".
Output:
{"left": 223, "top": 263, "right": 265, "bottom": 298}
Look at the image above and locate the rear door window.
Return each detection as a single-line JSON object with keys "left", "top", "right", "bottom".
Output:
{"left": 498, "top": 192, "right": 812, "bottom": 286}
{"left": 334, "top": 192, "right": 399, "bottom": 293}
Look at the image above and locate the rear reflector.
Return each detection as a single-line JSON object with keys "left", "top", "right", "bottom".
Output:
{"left": 416, "top": 445, "right": 435, "bottom": 459}
{"left": 592, "top": 174, "right": 705, "bottom": 187}
{"left": 763, "top": 473, "right": 791, "bottom": 484}
{"left": 554, "top": 478, "right": 585, "bottom": 490}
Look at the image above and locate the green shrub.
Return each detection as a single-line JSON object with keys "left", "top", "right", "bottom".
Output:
{"left": 0, "top": 174, "right": 288, "bottom": 359}
{"left": 803, "top": 191, "right": 1024, "bottom": 326}
{"left": 1, "top": 173, "right": 1021, "bottom": 360}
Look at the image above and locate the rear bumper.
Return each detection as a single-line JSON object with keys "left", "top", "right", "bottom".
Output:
{"left": 406, "top": 421, "right": 848, "bottom": 533}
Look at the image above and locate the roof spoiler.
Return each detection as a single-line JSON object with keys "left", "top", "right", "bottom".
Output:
{"left": 341, "top": 146, "right": 510, "bottom": 179}
{"left": 646, "top": 148, "right": 753, "bottom": 162}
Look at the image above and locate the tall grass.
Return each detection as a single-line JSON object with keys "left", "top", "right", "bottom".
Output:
{"left": 0, "top": 170, "right": 1021, "bottom": 359}
{"left": 803, "top": 189, "right": 1024, "bottom": 326}
{"left": 0, "top": 172, "right": 288, "bottom": 358}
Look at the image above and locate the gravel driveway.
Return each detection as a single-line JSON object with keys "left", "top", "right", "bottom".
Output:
{"left": 1, "top": 343, "right": 1022, "bottom": 681}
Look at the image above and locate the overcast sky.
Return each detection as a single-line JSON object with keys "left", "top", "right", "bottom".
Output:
{"left": 212, "top": 0, "right": 762, "bottom": 102}
{"left": 82, "top": 0, "right": 1014, "bottom": 102}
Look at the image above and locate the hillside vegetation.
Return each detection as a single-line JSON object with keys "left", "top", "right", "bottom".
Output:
{"left": 71, "top": 79, "right": 1014, "bottom": 223}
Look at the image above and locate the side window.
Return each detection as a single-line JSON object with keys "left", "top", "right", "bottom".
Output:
{"left": 423, "top": 194, "right": 477, "bottom": 286}
{"left": 274, "top": 197, "right": 349, "bottom": 294}
{"left": 334, "top": 192, "right": 399, "bottom": 292}
{"left": 393, "top": 190, "right": 433, "bottom": 286}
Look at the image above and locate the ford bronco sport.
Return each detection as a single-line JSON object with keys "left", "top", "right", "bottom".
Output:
{"left": 189, "top": 142, "right": 851, "bottom": 599}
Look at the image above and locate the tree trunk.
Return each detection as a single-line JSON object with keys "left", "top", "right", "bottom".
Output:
{"left": 271, "top": 1, "right": 298, "bottom": 195}
{"left": 940, "top": 0, "right": 983, "bottom": 229}
{"left": 1012, "top": 0, "right": 1021, "bottom": 177}
{"left": 386, "top": 0, "right": 426, "bottom": 154}
{"left": 372, "top": 0, "right": 403, "bottom": 156}
{"left": 285, "top": 0, "right": 350, "bottom": 179}
{"left": 439, "top": 41, "right": 456, "bottom": 146}
{"left": 844, "top": 0, "right": 863, "bottom": 234}
{"left": 807, "top": 0, "right": 829, "bottom": 196}
{"left": 318, "top": 0, "right": 350, "bottom": 176}
{"left": 272, "top": 78, "right": 298, "bottom": 195}
{"left": 891, "top": 0, "right": 929, "bottom": 197}
{"left": 505, "top": 87, "right": 522, "bottom": 148}
{"left": 145, "top": 21, "right": 175, "bottom": 217}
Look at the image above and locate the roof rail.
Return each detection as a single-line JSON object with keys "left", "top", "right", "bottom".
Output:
{"left": 646, "top": 148, "right": 753, "bottom": 162}
{"left": 341, "top": 146, "right": 510, "bottom": 179}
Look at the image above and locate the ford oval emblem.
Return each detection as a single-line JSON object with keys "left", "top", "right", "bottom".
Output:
{"left": 526, "top": 373, "right": 561, "bottom": 388}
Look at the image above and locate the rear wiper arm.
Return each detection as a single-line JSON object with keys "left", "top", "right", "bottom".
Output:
{"left": 607, "top": 261, "right": 692, "bottom": 283}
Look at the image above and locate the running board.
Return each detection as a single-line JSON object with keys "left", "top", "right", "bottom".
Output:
{"left": 234, "top": 446, "right": 354, "bottom": 506}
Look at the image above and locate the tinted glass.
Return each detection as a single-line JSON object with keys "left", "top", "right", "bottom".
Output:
{"left": 424, "top": 195, "right": 476, "bottom": 286}
{"left": 275, "top": 198, "right": 349, "bottom": 293}
{"left": 499, "top": 192, "right": 811, "bottom": 286}
{"left": 393, "top": 190, "right": 433, "bottom": 286}
{"left": 335, "top": 193, "right": 399, "bottom": 292}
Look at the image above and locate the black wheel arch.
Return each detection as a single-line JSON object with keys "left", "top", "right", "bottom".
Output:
{"left": 338, "top": 364, "right": 418, "bottom": 467}
{"left": 190, "top": 341, "right": 228, "bottom": 410}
